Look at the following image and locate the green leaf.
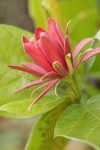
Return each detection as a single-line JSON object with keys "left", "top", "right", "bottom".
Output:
{"left": 42, "top": 0, "right": 65, "bottom": 32}
{"left": 95, "top": 30, "right": 100, "bottom": 40}
{"left": 0, "top": 67, "right": 34, "bottom": 106}
{"left": 0, "top": 110, "right": 31, "bottom": 120}
{"left": 96, "top": 0, "right": 100, "bottom": 16}
{"left": 0, "top": 25, "right": 32, "bottom": 65}
{"left": 0, "top": 25, "right": 34, "bottom": 106}
{"left": 55, "top": 95, "right": 100, "bottom": 150}
{"left": 57, "top": 0, "right": 99, "bottom": 53}
{"left": 28, "top": 0, "right": 64, "bottom": 31}
{"left": 83, "top": 81, "right": 100, "bottom": 99}
{"left": 25, "top": 101, "right": 69, "bottom": 150}
{"left": 28, "top": 0, "right": 46, "bottom": 28}
{"left": 0, "top": 25, "right": 36, "bottom": 119}
{"left": 0, "top": 95, "right": 66, "bottom": 117}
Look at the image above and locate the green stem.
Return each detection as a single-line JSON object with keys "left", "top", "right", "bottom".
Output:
{"left": 62, "top": 75, "right": 82, "bottom": 103}
{"left": 68, "top": 75, "right": 81, "bottom": 103}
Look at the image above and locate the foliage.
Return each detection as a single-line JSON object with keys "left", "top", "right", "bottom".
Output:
{"left": 0, "top": 0, "right": 100, "bottom": 150}
{"left": 55, "top": 95, "right": 100, "bottom": 150}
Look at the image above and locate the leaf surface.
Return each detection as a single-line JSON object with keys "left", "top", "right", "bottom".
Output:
{"left": 25, "top": 101, "right": 69, "bottom": 150}
{"left": 0, "top": 95, "right": 66, "bottom": 117}
{"left": 55, "top": 95, "right": 100, "bottom": 150}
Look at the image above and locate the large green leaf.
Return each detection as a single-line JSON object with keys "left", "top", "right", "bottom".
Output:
{"left": 42, "top": 0, "right": 65, "bottom": 32}
{"left": 55, "top": 95, "right": 100, "bottom": 150}
{"left": 0, "top": 25, "right": 35, "bottom": 119}
{"left": 0, "top": 95, "right": 67, "bottom": 117}
{"left": 0, "top": 25, "right": 32, "bottom": 65}
{"left": 0, "top": 67, "right": 34, "bottom": 106}
{"left": 0, "top": 110, "right": 31, "bottom": 120}
{"left": 25, "top": 101, "right": 69, "bottom": 150}
{"left": 28, "top": 0, "right": 46, "bottom": 28}
{"left": 0, "top": 25, "right": 34, "bottom": 104}
{"left": 28, "top": 0, "right": 64, "bottom": 31}
{"left": 58, "top": 0, "right": 98, "bottom": 53}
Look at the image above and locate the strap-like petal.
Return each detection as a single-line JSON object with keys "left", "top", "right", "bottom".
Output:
{"left": 31, "top": 82, "right": 50, "bottom": 98}
{"left": 47, "top": 18, "right": 64, "bottom": 48}
{"left": 22, "top": 36, "right": 35, "bottom": 46}
{"left": 82, "top": 47, "right": 100, "bottom": 62}
{"left": 8, "top": 65, "right": 43, "bottom": 77}
{"left": 41, "top": 71, "right": 60, "bottom": 81}
{"left": 23, "top": 43, "right": 53, "bottom": 71}
{"left": 16, "top": 80, "right": 42, "bottom": 93}
{"left": 29, "top": 38, "right": 34, "bottom": 45}
{"left": 73, "top": 38, "right": 94, "bottom": 59}
{"left": 35, "top": 27, "right": 46, "bottom": 41}
{"left": 28, "top": 79, "right": 59, "bottom": 111}
{"left": 37, "top": 39, "right": 43, "bottom": 52}
{"left": 22, "top": 36, "right": 29, "bottom": 43}
{"left": 64, "top": 35, "right": 73, "bottom": 63}
{"left": 22, "top": 62, "right": 48, "bottom": 75}
{"left": 64, "top": 35, "right": 72, "bottom": 55}
{"left": 40, "top": 34, "right": 67, "bottom": 68}
{"left": 74, "top": 47, "right": 100, "bottom": 68}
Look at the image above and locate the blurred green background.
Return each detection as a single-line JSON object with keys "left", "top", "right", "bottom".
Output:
{"left": 0, "top": 0, "right": 99, "bottom": 150}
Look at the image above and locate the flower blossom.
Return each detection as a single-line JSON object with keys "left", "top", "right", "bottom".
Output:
{"left": 9, "top": 18, "right": 100, "bottom": 110}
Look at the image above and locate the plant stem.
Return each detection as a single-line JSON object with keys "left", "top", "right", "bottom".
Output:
{"left": 69, "top": 75, "right": 81, "bottom": 103}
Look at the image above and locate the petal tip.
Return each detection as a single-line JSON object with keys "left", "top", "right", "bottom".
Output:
{"left": 22, "top": 36, "right": 29, "bottom": 43}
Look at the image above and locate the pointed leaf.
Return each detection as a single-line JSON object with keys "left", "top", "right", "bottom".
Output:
{"left": 28, "top": 0, "right": 46, "bottom": 28}
{"left": 0, "top": 25, "right": 34, "bottom": 107}
{"left": 0, "top": 94, "right": 70, "bottom": 117}
{"left": 55, "top": 95, "right": 100, "bottom": 150}
{"left": 25, "top": 100, "right": 69, "bottom": 150}
{"left": 0, "top": 25, "right": 36, "bottom": 119}
{"left": 42, "top": 0, "right": 65, "bottom": 32}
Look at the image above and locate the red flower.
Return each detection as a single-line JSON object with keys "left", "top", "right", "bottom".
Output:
{"left": 9, "top": 18, "right": 100, "bottom": 110}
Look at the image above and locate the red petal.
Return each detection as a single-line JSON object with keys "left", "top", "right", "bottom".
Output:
{"left": 22, "top": 62, "right": 48, "bottom": 75}
{"left": 64, "top": 35, "right": 72, "bottom": 55}
{"left": 73, "top": 38, "right": 94, "bottom": 59}
{"left": 22, "top": 36, "right": 36, "bottom": 47}
{"left": 28, "top": 79, "right": 59, "bottom": 111}
{"left": 29, "top": 38, "right": 34, "bottom": 45}
{"left": 47, "top": 18, "right": 64, "bottom": 48}
{"left": 74, "top": 47, "right": 100, "bottom": 68}
{"left": 82, "top": 47, "right": 100, "bottom": 62}
{"left": 41, "top": 71, "right": 60, "bottom": 81}
{"left": 8, "top": 65, "right": 43, "bottom": 77}
{"left": 23, "top": 43, "right": 53, "bottom": 71}
{"left": 31, "top": 82, "right": 50, "bottom": 97}
{"left": 64, "top": 35, "right": 73, "bottom": 63}
{"left": 35, "top": 27, "right": 46, "bottom": 41}
{"left": 40, "top": 34, "right": 67, "bottom": 68}
{"left": 37, "top": 39, "right": 43, "bottom": 52}
{"left": 22, "top": 36, "right": 29, "bottom": 43}
{"left": 16, "top": 80, "right": 42, "bottom": 93}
